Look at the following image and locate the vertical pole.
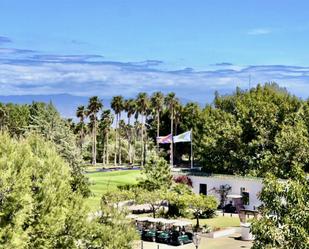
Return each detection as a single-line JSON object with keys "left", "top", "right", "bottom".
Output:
{"left": 141, "top": 240, "right": 143, "bottom": 249}
{"left": 191, "top": 129, "right": 193, "bottom": 169}
{"left": 170, "top": 109, "right": 174, "bottom": 167}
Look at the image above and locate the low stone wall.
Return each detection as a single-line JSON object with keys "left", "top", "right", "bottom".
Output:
{"left": 204, "top": 227, "right": 240, "bottom": 239}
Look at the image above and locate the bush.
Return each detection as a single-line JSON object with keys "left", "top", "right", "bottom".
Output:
{"left": 173, "top": 175, "right": 193, "bottom": 187}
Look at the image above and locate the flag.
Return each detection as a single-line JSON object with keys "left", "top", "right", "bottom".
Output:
{"left": 173, "top": 130, "right": 191, "bottom": 143}
{"left": 157, "top": 134, "right": 172, "bottom": 144}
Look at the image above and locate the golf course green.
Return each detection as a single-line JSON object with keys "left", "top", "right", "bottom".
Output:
{"left": 86, "top": 170, "right": 142, "bottom": 210}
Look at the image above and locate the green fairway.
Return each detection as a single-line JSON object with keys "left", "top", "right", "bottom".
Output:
{"left": 85, "top": 170, "right": 142, "bottom": 210}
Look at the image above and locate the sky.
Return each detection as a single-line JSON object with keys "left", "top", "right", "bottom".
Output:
{"left": 1, "top": 0, "right": 309, "bottom": 104}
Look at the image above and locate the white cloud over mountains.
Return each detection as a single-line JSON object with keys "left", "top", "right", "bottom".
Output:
{"left": 1, "top": 45, "right": 309, "bottom": 103}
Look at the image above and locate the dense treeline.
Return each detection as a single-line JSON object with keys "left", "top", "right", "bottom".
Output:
{"left": 70, "top": 83, "right": 308, "bottom": 178}
{"left": 70, "top": 92, "right": 200, "bottom": 167}
{"left": 1, "top": 82, "right": 309, "bottom": 179}
{"left": 197, "top": 83, "right": 309, "bottom": 178}
{"left": 0, "top": 102, "right": 89, "bottom": 196}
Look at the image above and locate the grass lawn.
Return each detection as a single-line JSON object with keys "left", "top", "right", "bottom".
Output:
{"left": 85, "top": 170, "right": 142, "bottom": 210}
{"left": 193, "top": 216, "right": 240, "bottom": 228}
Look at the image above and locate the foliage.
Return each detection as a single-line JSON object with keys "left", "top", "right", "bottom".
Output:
{"left": 187, "top": 194, "right": 218, "bottom": 228}
{"left": 196, "top": 83, "right": 309, "bottom": 177}
{"left": 0, "top": 103, "right": 30, "bottom": 136}
{"left": 140, "top": 154, "right": 172, "bottom": 191}
{"left": 165, "top": 184, "right": 193, "bottom": 218}
{"left": 251, "top": 167, "right": 309, "bottom": 249}
{"left": 101, "top": 189, "right": 133, "bottom": 209}
{"left": 0, "top": 133, "right": 137, "bottom": 249}
{"left": 173, "top": 175, "right": 193, "bottom": 187}
{"left": 28, "top": 102, "right": 90, "bottom": 196}
{"left": 136, "top": 189, "right": 167, "bottom": 218}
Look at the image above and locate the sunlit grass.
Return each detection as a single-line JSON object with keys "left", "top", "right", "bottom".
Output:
{"left": 85, "top": 170, "right": 142, "bottom": 210}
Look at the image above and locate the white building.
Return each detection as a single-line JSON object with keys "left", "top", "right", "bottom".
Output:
{"left": 186, "top": 173, "right": 263, "bottom": 210}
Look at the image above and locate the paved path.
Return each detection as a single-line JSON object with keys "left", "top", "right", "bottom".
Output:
{"left": 135, "top": 234, "right": 252, "bottom": 249}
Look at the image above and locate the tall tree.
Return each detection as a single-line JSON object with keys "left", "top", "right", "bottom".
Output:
{"left": 76, "top": 105, "right": 87, "bottom": 149}
{"left": 111, "top": 95, "right": 124, "bottom": 165}
{"left": 151, "top": 92, "right": 165, "bottom": 149}
{"left": 87, "top": 96, "right": 103, "bottom": 165}
{"left": 0, "top": 133, "right": 137, "bottom": 249}
{"left": 165, "top": 92, "right": 180, "bottom": 167}
{"left": 136, "top": 92, "right": 150, "bottom": 166}
{"left": 124, "top": 98, "right": 136, "bottom": 164}
{"left": 28, "top": 102, "right": 90, "bottom": 196}
{"left": 99, "top": 110, "right": 113, "bottom": 165}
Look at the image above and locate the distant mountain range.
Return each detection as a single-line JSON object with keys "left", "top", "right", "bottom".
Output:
{"left": 0, "top": 94, "right": 200, "bottom": 118}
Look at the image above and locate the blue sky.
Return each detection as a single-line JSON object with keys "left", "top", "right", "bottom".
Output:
{"left": 1, "top": 0, "right": 309, "bottom": 103}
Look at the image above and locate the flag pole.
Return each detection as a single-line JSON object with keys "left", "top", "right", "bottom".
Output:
{"left": 190, "top": 129, "right": 193, "bottom": 169}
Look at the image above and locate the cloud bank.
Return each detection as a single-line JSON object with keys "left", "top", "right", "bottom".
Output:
{"left": 1, "top": 40, "right": 309, "bottom": 104}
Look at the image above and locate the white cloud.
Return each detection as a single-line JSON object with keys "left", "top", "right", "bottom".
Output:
{"left": 247, "top": 28, "right": 272, "bottom": 35}
{"left": 1, "top": 59, "right": 309, "bottom": 103}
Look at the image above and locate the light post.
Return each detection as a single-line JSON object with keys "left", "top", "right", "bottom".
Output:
{"left": 193, "top": 233, "right": 201, "bottom": 249}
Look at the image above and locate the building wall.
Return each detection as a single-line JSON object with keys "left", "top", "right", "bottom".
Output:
{"left": 188, "top": 175, "right": 263, "bottom": 210}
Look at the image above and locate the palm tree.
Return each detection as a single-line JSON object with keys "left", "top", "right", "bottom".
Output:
{"left": 132, "top": 106, "right": 140, "bottom": 165}
{"left": 87, "top": 96, "right": 103, "bottom": 165}
{"left": 124, "top": 98, "right": 136, "bottom": 164}
{"left": 165, "top": 92, "right": 180, "bottom": 167}
{"left": 100, "top": 110, "right": 113, "bottom": 165}
{"left": 76, "top": 105, "right": 87, "bottom": 149}
{"left": 136, "top": 92, "right": 150, "bottom": 166}
{"left": 111, "top": 95, "right": 124, "bottom": 165}
{"left": 151, "top": 92, "right": 164, "bottom": 149}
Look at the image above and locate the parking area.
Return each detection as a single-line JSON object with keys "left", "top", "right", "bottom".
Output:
{"left": 135, "top": 234, "right": 252, "bottom": 249}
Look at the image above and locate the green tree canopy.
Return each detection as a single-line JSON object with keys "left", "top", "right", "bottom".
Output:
{"left": 251, "top": 167, "right": 309, "bottom": 249}
{"left": 0, "top": 133, "right": 137, "bottom": 249}
{"left": 140, "top": 155, "right": 172, "bottom": 191}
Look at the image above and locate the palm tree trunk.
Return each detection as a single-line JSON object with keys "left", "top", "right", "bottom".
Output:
{"left": 92, "top": 119, "right": 97, "bottom": 165}
{"left": 102, "top": 130, "right": 106, "bottom": 166}
{"left": 141, "top": 115, "right": 144, "bottom": 166}
{"left": 80, "top": 124, "right": 84, "bottom": 150}
{"left": 170, "top": 109, "right": 173, "bottom": 167}
{"left": 91, "top": 127, "right": 94, "bottom": 165}
{"left": 114, "top": 115, "right": 118, "bottom": 166}
{"left": 174, "top": 120, "right": 178, "bottom": 164}
{"left": 106, "top": 130, "right": 109, "bottom": 165}
{"left": 119, "top": 113, "right": 122, "bottom": 165}
{"left": 94, "top": 120, "right": 97, "bottom": 165}
{"left": 128, "top": 117, "right": 132, "bottom": 164}
{"left": 119, "top": 138, "right": 122, "bottom": 165}
{"left": 132, "top": 137, "right": 135, "bottom": 164}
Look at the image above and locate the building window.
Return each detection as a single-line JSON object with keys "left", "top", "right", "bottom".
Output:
{"left": 199, "top": 184, "right": 207, "bottom": 195}
{"left": 240, "top": 187, "right": 249, "bottom": 205}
